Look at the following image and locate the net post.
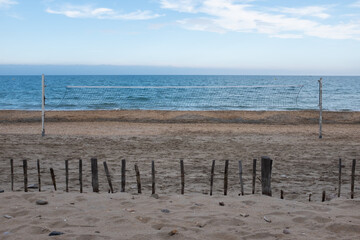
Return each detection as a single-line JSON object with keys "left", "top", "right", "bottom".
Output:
{"left": 41, "top": 74, "right": 45, "bottom": 137}
{"left": 318, "top": 78, "right": 323, "bottom": 139}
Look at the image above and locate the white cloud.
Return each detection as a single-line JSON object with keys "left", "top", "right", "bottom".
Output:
{"left": 160, "top": 0, "right": 360, "bottom": 40}
{"left": 277, "top": 6, "right": 330, "bottom": 19}
{"left": 46, "top": 4, "right": 161, "bottom": 20}
{"left": 0, "top": 0, "right": 17, "bottom": 9}
{"left": 270, "top": 34, "right": 303, "bottom": 39}
{"left": 160, "top": 0, "right": 201, "bottom": 13}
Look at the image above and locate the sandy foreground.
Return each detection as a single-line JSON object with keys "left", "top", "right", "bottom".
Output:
{"left": 0, "top": 110, "right": 360, "bottom": 239}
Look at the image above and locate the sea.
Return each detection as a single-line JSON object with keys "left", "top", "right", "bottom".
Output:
{"left": 0, "top": 75, "right": 359, "bottom": 111}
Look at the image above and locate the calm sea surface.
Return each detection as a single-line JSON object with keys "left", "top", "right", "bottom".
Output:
{"left": 0, "top": 75, "right": 359, "bottom": 111}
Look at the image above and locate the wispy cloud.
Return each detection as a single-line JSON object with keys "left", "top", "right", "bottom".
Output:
{"left": 276, "top": 6, "right": 330, "bottom": 19}
{"left": 351, "top": 1, "right": 360, "bottom": 7}
{"left": 160, "top": 0, "right": 360, "bottom": 40}
{"left": 46, "top": 4, "right": 161, "bottom": 20}
{"left": 0, "top": 0, "right": 17, "bottom": 9}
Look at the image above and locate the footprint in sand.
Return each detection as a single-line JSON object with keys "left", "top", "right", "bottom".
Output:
{"left": 326, "top": 223, "right": 360, "bottom": 235}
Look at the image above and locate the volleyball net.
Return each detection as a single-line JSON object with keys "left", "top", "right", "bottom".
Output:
{"left": 46, "top": 84, "right": 304, "bottom": 111}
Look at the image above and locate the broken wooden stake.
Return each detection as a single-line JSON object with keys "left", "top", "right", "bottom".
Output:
{"left": 50, "top": 168, "right": 57, "bottom": 191}
{"left": 210, "top": 160, "right": 215, "bottom": 196}
{"left": 103, "top": 161, "right": 114, "bottom": 193}
{"left": 261, "top": 156, "right": 273, "bottom": 197}
{"left": 224, "top": 160, "right": 229, "bottom": 196}
{"left": 91, "top": 158, "right": 99, "bottom": 193}
{"left": 134, "top": 164, "right": 141, "bottom": 194}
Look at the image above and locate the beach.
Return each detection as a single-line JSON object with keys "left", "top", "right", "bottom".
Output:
{"left": 1, "top": 110, "right": 359, "bottom": 239}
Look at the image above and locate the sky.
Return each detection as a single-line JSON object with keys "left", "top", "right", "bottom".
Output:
{"left": 0, "top": 0, "right": 360, "bottom": 75}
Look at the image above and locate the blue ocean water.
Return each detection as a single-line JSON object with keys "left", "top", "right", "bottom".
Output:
{"left": 0, "top": 75, "right": 359, "bottom": 111}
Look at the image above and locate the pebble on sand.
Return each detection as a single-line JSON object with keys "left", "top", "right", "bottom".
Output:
{"left": 195, "top": 222, "right": 206, "bottom": 228}
{"left": 28, "top": 184, "right": 38, "bottom": 189}
{"left": 283, "top": 229, "right": 291, "bottom": 234}
{"left": 168, "top": 229, "right": 178, "bottom": 236}
{"left": 36, "top": 200, "right": 48, "bottom": 205}
{"left": 49, "top": 231, "right": 64, "bottom": 236}
{"left": 264, "top": 216, "right": 272, "bottom": 223}
{"left": 161, "top": 209, "right": 170, "bottom": 213}
{"left": 151, "top": 193, "right": 159, "bottom": 199}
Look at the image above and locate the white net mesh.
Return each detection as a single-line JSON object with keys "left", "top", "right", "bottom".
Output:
{"left": 48, "top": 85, "right": 304, "bottom": 111}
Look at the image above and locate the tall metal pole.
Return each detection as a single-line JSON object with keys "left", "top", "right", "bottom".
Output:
{"left": 318, "top": 78, "right": 322, "bottom": 139}
{"left": 41, "top": 74, "right": 45, "bottom": 137}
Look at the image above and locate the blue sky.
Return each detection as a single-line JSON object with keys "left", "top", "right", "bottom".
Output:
{"left": 0, "top": 0, "right": 360, "bottom": 75}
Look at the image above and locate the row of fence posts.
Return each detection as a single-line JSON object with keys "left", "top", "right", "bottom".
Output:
{"left": 7, "top": 157, "right": 357, "bottom": 200}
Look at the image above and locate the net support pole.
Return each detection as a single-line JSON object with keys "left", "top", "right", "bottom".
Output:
{"left": 41, "top": 74, "right": 45, "bottom": 137}
{"left": 318, "top": 78, "right": 323, "bottom": 139}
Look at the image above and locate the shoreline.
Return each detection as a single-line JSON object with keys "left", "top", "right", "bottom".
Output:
{"left": 1, "top": 109, "right": 360, "bottom": 124}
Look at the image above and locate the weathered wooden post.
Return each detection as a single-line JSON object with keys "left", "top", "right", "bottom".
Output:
{"left": 180, "top": 159, "right": 185, "bottom": 195}
{"left": 79, "top": 159, "right": 83, "bottom": 193}
{"left": 238, "top": 160, "right": 244, "bottom": 196}
{"left": 210, "top": 160, "right": 215, "bottom": 196}
{"left": 318, "top": 78, "right": 323, "bottom": 139}
{"left": 121, "top": 159, "right": 126, "bottom": 192}
{"left": 23, "top": 160, "right": 28, "bottom": 192}
{"left": 65, "top": 160, "right": 69, "bottom": 192}
{"left": 338, "top": 158, "right": 342, "bottom": 197}
{"left": 134, "top": 164, "right": 141, "bottom": 194}
{"left": 103, "top": 161, "right": 114, "bottom": 193}
{"left": 151, "top": 161, "right": 155, "bottom": 194}
{"left": 41, "top": 74, "right": 45, "bottom": 137}
{"left": 351, "top": 159, "right": 356, "bottom": 199}
{"left": 50, "top": 168, "right": 57, "bottom": 191}
{"left": 224, "top": 160, "right": 229, "bottom": 196}
{"left": 252, "top": 159, "right": 256, "bottom": 194}
{"left": 10, "top": 159, "right": 14, "bottom": 191}
{"left": 261, "top": 156, "right": 273, "bottom": 196}
{"left": 91, "top": 158, "right": 99, "bottom": 193}
{"left": 37, "top": 159, "right": 41, "bottom": 192}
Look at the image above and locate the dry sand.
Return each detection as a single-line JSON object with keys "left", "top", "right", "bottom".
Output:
{"left": 0, "top": 110, "right": 359, "bottom": 239}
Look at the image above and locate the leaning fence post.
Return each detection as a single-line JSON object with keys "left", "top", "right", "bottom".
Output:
{"left": 10, "top": 159, "right": 14, "bottom": 191}
{"left": 238, "top": 160, "right": 244, "bottom": 196}
{"left": 79, "top": 159, "right": 83, "bottom": 193}
{"left": 65, "top": 160, "right": 69, "bottom": 192}
{"left": 224, "top": 160, "right": 229, "bottom": 196}
{"left": 151, "top": 161, "right": 155, "bottom": 194}
{"left": 261, "top": 156, "right": 273, "bottom": 196}
{"left": 23, "top": 160, "right": 28, "bottom": 192}
{"left": 91, "top": 158, "right": 99, "bottom": 193}
{"left": 252, "top": 159, "right": 256, "bottom": 194}
{"left": 37, "top": 159, "right": 41, "bottom": 192}
{"left": 338, "top": 158, "right": 342, "bottom": 197}
{"left": 210, "top": 160, "right": 215, "bottom": 196}
{"left": 50, "top": 168, "right": 57, "bottom": 191}
{"left": 121, "top": 159, "right": 126, "bottom": 192}
{"left": 103, "top": 161, "right": 114, "bottom": 193}
{"left": 180, "top": 159, "right": 185, "bottom": 195}
{"left": 134, "top": 164, "right": 142, "bottom": 194}
{"left": 351, "top": 159, "right": 356, "bottom": 199}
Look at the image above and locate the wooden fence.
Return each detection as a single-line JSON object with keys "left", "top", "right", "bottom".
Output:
{"left": 2, "top": 157, "right": 357, "bottom": 202}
